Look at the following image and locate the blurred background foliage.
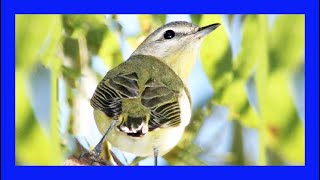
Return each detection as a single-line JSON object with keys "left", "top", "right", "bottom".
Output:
{"left": 15, "top": 14, "right": 305, "bottom": 165}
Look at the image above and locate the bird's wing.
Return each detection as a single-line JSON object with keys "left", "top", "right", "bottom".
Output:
{"left": 91, "top": 74, "right": 183, "bottom": 134}
{"left": 141, "top": 79, "right": 181, "bottom": 131}
{"left": 91, "top": 72, "right": 139, "bottom": 118}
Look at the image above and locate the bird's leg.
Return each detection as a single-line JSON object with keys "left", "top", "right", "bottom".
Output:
{"left": 79, "top": 118, "right": 118, "bottom": 164}
{"left": 92, "top": 118, "right": 118, "bottom": 157}
{"left": 153, "top": 146, "right": 159, "bottom": 166}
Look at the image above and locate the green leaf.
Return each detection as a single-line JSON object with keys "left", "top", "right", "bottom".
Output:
{"left": 15, "top": 70, "right": 30, "bottom": 132}
{"left": 256, "top": 15, "right": 304, "bottom": 164}
{"left": 86, "top": 26, "right": 108, "bottom": 54}
{"left": 62, "top": 15, "right": 109, "bottom": 57}
{"left": 234, "top": 15, "right": 262, "bottom": 80}
{"left": 218, "top": 79, "right": 259, "bottom": 128}
{"left": 254, "top": 15, "right": 305, "bottom": 164}
{"left": 260, "top": 72, "right": 304, "bottom": 164}
{"left": 62, "top": 37, "right": 81, "bottom": 70}
{"left": 39, "top": 16, "right": 62, "bottom": 67}
{"left": 252, "top": 15, "right": 269, "bottom": 165}
{"left": 16, "top": 15, "right": 62, "bottom": 71}
{"left": 279, "top": 123, "right": 304, "bottom": 164}
{"left": 201, "top": 15, "right": 261, "bottom": 128}
{"left": 199, "top": 15, "right": 233, "bottom": 94}
{"left": 98, "top": 31, "right": 123, "bottom": 69}
{"left": 16, "top": 115, "right": 62, "bottom": 165}
{"left": 268, "top": 15, "right": 305, "bottom": 73}
{"left": 15, "top": 70, "right": 62, "bottom": 165}
{"left": 62, "top": 15, "right": 106, "bottom": 35}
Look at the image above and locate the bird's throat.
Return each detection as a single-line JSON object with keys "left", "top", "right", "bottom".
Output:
{"left": 163, "top": 50, "right": 198, "bottom": 83}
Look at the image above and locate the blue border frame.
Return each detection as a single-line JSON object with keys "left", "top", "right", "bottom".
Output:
{"left": 1, "top": 0, "right": 319, "bottom": 180}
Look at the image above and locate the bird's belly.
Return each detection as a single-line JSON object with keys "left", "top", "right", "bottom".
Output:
{"left": 94, "top": 109, "right": 185, "bottom": 157}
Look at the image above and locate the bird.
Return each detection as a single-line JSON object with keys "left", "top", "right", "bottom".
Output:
{"left": 81, "top": 21, "right": 220, "bottom": 166}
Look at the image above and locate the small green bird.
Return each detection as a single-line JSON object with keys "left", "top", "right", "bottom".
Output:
{"left": 82, "top": 21, "right": 220, "bottom": 165}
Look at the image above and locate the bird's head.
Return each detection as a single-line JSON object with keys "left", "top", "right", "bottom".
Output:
{"left": 132, "top": 21, "right": 220, "bottom": 81}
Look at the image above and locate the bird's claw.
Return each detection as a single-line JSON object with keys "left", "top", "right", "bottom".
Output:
{"left": 78, "top": 150, "right": 106, "bottom": 165}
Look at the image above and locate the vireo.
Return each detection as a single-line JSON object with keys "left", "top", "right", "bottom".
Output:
{"left": 82, "top": 21, "right": 220, "bottom": 165}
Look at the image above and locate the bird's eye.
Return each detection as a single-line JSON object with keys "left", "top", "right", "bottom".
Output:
{"left": 163, "top": 30, "right": 175, "bottom": 39}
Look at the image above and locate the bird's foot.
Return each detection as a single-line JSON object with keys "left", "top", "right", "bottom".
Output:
{"left": 78, "top": 150, "right": 107, "bottom": 165}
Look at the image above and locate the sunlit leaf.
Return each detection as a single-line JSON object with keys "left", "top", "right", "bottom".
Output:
{"left": 220, "top": 80, "right": 247, "bottom": 116}
{"left": 278, "top": 123, "right": 304, "bottom": 164}
{"left": 252, "top": 15, "right": 269, "bottom": 165}
{"left": 219, "top": 79, "right": 259, "bottom": 128}
{"left": 262, "top": 73, "right": 300, "bottom": 132}
{"left": 234, "top": 15, "right": 261, "bottom": 80}
{"left": 98, "top": 31, "right": 123, "bottom": 68}
{"left": 15, "top": 70, "right": 30, "bottom": 132}
{"left": 255, "top": 15, "right": 305, "bottom": 164}
{"left": 262, "top": 72, "right": 304, "bottom": 164}
{"left": 199, "top": 15, "right": 233, "bottom": 94}
{"left": 39, "top": 16, "right": 62, "bottom": 67}
{"left": 16, "top": 15, "right": 61, "bottom": 71}
{"left": 62, "top": 15, "right": 106, "bottom": 35}
{"left": 16, "top": 114, "right": 62, "bottom": 165}
{"left": 16, "top": 69, "right": 62, "bottom": 165}
{"left": 268, "top": 15, "right": 305, "bottom": 73}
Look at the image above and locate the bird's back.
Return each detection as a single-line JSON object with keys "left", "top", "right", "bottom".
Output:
{"left": 91, "top": 55, "right": 191, "bottom": 137}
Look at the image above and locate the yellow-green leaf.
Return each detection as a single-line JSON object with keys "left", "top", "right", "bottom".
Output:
{"left": 234, "top": 15, "right": 263, "bottom": 80}
{"left": 200, "top": 15, "right": 233, "bottom": 94}
{"left": 98, "top": 31, "right": 123, "bottom": 69}
{"left": 16, "top": 15, "right": 61, "bottom": 71}
{"left": 268, "top": 15, "right": 305, "bottom": 73}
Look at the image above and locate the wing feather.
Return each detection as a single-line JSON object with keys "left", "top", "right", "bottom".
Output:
{"left": 91, "top": 72, "right": 139, "bottom": 118}
{"left": 141, "top": 79, "right": 182, "bottom": 131}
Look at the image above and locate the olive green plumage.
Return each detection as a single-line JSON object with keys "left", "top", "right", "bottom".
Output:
{"left": 91, "top": 55, "right": 191, "bottom": 137}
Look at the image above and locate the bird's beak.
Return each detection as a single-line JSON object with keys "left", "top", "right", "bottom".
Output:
{"left": 195, "top": 23, "right": 221, "bottom": 38}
